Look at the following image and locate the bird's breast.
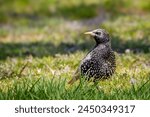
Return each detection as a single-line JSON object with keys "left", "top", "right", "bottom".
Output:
{"left": 84, "top": 53, "right": 91, "bottom": 61}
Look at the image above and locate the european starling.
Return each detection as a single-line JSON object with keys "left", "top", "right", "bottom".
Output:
{"left": 68, "top": 29, "right": 116, "bottom": 84}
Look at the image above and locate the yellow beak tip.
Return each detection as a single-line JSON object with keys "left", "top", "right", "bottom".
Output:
{"left": 84, "top": 32, "right": 93, "bottom": 35}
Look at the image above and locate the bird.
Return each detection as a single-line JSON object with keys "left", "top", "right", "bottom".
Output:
{"left": 68, "top": 29, "right": 116, "bottom": 85}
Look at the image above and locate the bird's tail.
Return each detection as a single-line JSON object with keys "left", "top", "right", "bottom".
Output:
{"left": 68, "top": 77, "right": 77, "bottom": 85}
{"left": 68, "top": 69, "right": 80, "bottom": 85}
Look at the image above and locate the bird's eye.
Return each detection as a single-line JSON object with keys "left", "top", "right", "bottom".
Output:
{"left": 95, "top": 32, "right": 101, "bottom": 35}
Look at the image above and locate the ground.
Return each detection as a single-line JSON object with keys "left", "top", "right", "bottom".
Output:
{"left": 0, "top": 0, "right": 150, "bottom": 99}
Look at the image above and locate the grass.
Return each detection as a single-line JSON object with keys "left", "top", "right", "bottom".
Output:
{"left": 0, "top": 76, "right": 150, "bottom": 100}
{"left": 0, "top": 0, "right": 150, "bottom": 100}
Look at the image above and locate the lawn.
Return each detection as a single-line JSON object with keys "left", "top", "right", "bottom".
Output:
{"left": 0, "top": 0, "right": 150, "bottom": 100}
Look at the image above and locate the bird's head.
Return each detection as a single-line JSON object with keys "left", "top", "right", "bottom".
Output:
{"left": 84, "top": 29, "right": 110, "bottom": 44}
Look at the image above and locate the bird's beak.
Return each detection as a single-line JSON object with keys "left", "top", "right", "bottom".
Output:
{"left": 84, "top": 31, "right": 94, "bottom": 36}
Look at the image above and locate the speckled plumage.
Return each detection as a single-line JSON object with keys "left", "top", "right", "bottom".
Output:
{"left": 68, "top": 29, "right": 116, "bottom": 84}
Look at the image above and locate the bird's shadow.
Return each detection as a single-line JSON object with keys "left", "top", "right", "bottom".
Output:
{"left": 0, "top": 36, "right": 149, "bottom": 60}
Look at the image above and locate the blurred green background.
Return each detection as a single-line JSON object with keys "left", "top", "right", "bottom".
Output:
{"left": 0, "top": 0, "right": 150, "bottom": 99}
{"left": 0, "top": 0, "right": 150, "bottom": 55}
{"left": 0, "top": 0, "right": 150, "bottom": 22}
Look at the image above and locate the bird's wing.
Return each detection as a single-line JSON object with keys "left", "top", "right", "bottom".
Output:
{"left": 68, "top": 68, "right": 81, "bottom": 85}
